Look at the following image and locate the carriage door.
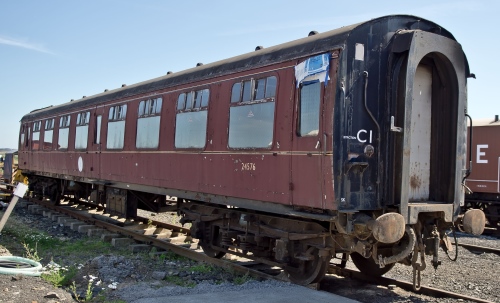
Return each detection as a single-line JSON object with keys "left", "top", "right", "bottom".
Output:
{"left": 291, "top": 54, "right": 330, "bottom": 209}
{"left": 408, "top": 65, "right": 432, "bottom": 200}
{"left": 88, "top": 106, "right": 104, "bottom": 180}
{"left": 390, "top": 30, "right": 467, "bottom": 223}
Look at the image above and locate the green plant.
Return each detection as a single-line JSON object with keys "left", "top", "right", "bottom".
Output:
{"left": 233, "top": 272, "right": 252, "bottom": 285}
{"left": 161, "top": 251, "right": 189, "bottom": 262}
{"left": 22, "top": 242, "right": 42, "bottom": 262}
{"left": 164, "top": 275, "right": 195, "bottom": 287}
{"left": 62, "top": 239, "right": 113, "bottom": 254}
{"left": 41, "top": 262, "right": 77, "bottom": 287}
{"left": 3, "top": 222, "right": 61, "bottom": 251}
{"left": 69, "top": 274, "right": 101, "bottom": 302}
{"left": 188, "top": 263, "right": 215, "bottom": 274}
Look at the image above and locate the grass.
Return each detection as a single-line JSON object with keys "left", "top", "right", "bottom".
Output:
{"left": 233, "top": 272, "right": 252, "bottom": 285}
{"left": 188, "top": 263, "right": 216, "bottom": 274}
{"left": 156, "top": 250, "right": 190, "bottom": 262}
{"left": 164, "top": 275, "right": 196, "bottom": 288}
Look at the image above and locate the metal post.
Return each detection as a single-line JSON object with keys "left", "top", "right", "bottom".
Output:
{"left": 0, "top": 183, "right": 28, "bottom": 233}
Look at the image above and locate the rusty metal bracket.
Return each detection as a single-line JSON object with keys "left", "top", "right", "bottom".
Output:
{"left": 411, "top": 239, "right": 427, "bottom": 291}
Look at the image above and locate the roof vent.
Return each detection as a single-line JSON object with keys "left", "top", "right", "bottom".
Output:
{"left": 495, "top": 115, "right": 499, "bottom": 122}
{"left": 167, "top": 71, "right": 173, "bottom": 75}
{"left": 121, "top": 84, "right": 127, "bottom": 87}
{"left": 71, "top": 99, "right": 75, "bottom": 102}
{"left": 196, "top": 63, "right": 203, "bottom": 67}
{"left": 104, "top": 89, "right": 109, "bottom": 92}
{"left": 82, "top": 96, "right": 86, "bottom": 98}
{"left": 255, "top": 46, "right": 264, "bottom": 51}
{"left": 308, "top": 31, "right": 318, "bottom": 36}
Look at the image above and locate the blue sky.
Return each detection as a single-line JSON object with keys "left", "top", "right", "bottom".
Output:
{"left": 0, "top": 1, "right": 497, "bottom": 149}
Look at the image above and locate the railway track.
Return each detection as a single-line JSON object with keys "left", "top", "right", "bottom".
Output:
{"left": 456, "top": 242, "right": 500, "bottom": 256}
{"left": 22, "top": 198, "right": 278, "bottom": 282}
{"left": 327, "top": 265, "right": 496, "bottom": 303}
{"left": 20, "top": 198, "right": 497, "bottom": 303}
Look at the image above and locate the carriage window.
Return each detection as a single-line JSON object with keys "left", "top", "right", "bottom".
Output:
{"left": 136, "top": 97, "right": 162, "bottom": 149}
{"left": 228, "top": 76, "right": 277, "bottom": 148}
{"left": 58, "top": 115, "right": 71, "bottom": 150}
{"left": 94, "top": 115, "right": 102, "bottom": 144}
{"left": 175, "top": 89, "right": 209, "bottom": 148}
{"left": 32, "top": 121, "right": 41, "bottom": 150}
{"left": 19, "top": 125, "right": 25, "bottom": 147}
{"left": 298, "top": 81, "right": 321, "bottom": 136}
{"left": 107, "top": 104, "right": 127, "bottom": 149}
{"left": 75, "top": 111, "right": 90, "bottom": 150}
{"left": 43, "top": 118, "right": 55, "bottom": 150}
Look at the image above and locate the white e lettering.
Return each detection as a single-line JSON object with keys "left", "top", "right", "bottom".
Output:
{"left": 477, "top": 144, "right": 488, "bottom": 164}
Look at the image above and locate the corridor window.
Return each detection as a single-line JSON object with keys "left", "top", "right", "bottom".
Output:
{"left": 75, "top": 111, "right": 90, "bottom": 150}
{"left": 107, "top": 104, "right": 127, "bottom": 149}
{"left": 175, "top": 89, "right": 209, "bottom": 148}
{"left": 298, "top": 81, "right": 321, "bottom": 136}
{"left": 43, "top": 118, "right": 55, "bottom": 150}
{"left": 228, "top": 76, "right": 277, "bottom": 148}
{"left": 58, "top": 115, "right": 71, "bottom": 150}
{"left": 32, "top": 121, "right": 41, "bottom": 150}
{"left": 136, "top": 97, "right": 162, "bottom": 149}
{"left": 19, "top": 124, "right": 26, "bottom": 147}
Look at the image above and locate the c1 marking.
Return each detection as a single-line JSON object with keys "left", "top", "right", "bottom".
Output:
{"left": 357, "top": 129, "right": 373, "bottom": 143}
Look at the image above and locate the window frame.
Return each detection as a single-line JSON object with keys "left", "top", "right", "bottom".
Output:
{"left": 136, "top": 97, "right": 163, "bottom": 149}
{"left": 75, "top": 111, "right": 91, "bottom": 150}
{"left": 32, "top": 121, "right": 42, "bottom": 150}
{"left": 228, "top": 75, "right": 278, "bottom": 150}
{"left": 230, "top": 75, "right": 277, "bottom": 105}
{"left": 58, "top": 114, "right": 71, "bottom": 150}
{"left": 106, "top": 104, "right": 128, "bottom": 150}
{"left": 297, "top": 80, "right": 322, "bottom": 137}
{"left": 174, "top": 88, "right": 210, "bottom": 149}
{"left": 43, "top": 118, "right": 55, "bottom": 150}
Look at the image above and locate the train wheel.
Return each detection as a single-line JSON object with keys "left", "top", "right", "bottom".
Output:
{"left": 350, "top": 252, "right": 395, "bottom": 276}
{"left": 200, "top": 243, "right": 226, "bottom": 259}
{"left": 49, "top": 183, "right": 61, "bottom": 206}
{"left": 200, "top": 224, "right": 225, "bottom": 259}
{"left": 50, "top": 191, "right": 61, "bottom": 206}
{"left": 286, "top": 247, "right": 330, "bottom": 285}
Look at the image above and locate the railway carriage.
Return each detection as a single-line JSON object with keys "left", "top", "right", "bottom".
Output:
{"left": 18, "top": 15, "right": 484, "bottom": 286}
{"left": 465, "top": 116, "right": 500, "bottom": 230}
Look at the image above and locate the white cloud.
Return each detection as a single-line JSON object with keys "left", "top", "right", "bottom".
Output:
{"left": 0, "top": 35, "right": 54, "bottom": 54}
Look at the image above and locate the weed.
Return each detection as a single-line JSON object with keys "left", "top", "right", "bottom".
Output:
{"left": 3, "top": 223, "right": 60, "bottom": 251}
{"left": 41, "top": 261, "right": 77, "bottom": 287}
{"left": 69, "top": 274, "right": 102, "bottom": 302}
{"left": 188, "top": 263, "right": 215, "bottom": 274}
{"left": 164, "top": 275, "right": 195, "bottom": 287}
{"left": 158, "top": 253, "right": 166, "bottom": 262}
{"left": 92, "top": 296, "right": 126, "bottom": 303}
{"left": 233, "top": 272, "right": 252, "bottom": 285}
{"left": 160, "top": 251, "right": 189, "bottom": 262}
{"left": 22, "top": 242, "right": 42, "bottom": 262}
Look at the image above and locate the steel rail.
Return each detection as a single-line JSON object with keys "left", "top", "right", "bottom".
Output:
{"left": 456, "top": 242, "right": 500, "bottom": 255}
{"left": 328, "top": 265, "right": 495, "bottom": 303}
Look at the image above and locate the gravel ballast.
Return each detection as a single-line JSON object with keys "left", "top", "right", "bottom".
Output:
{"left": 0, "top": 203, "right": 497, "bottom": 303}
